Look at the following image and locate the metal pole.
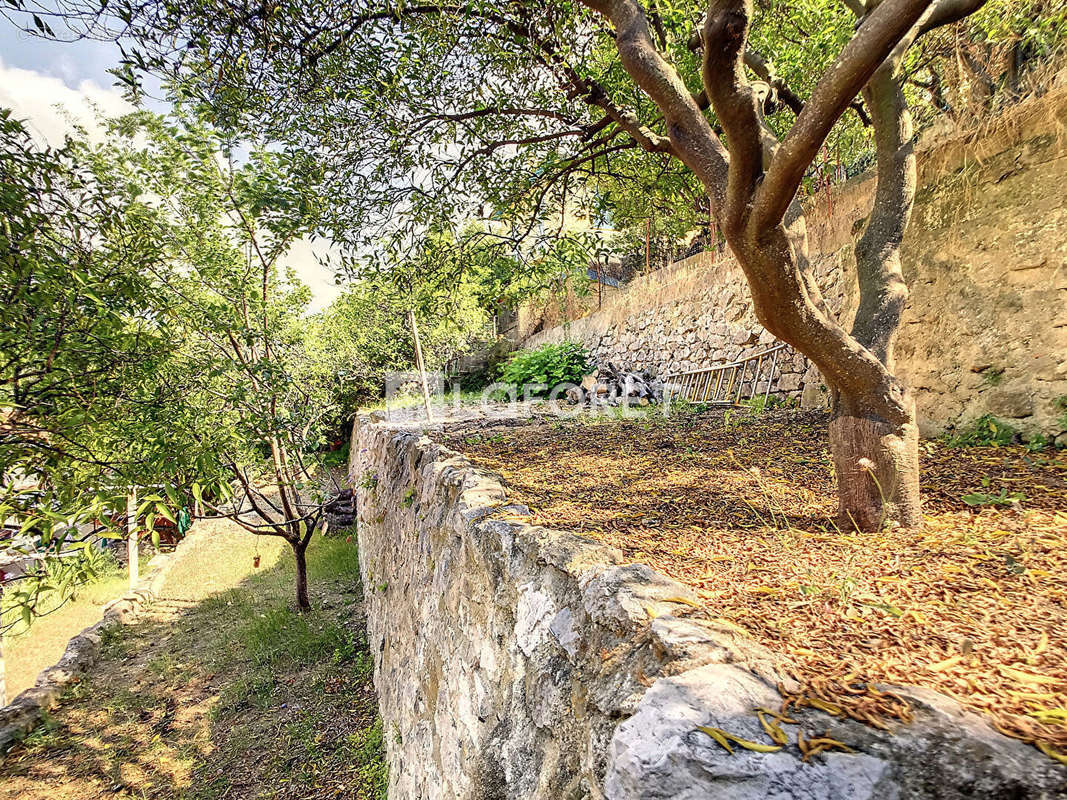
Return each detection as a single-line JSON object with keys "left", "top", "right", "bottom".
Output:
{"left": 713, "top": 368, "right": 725, "bottom": 403}
{"left": 749, "top": 354, "right": 764, "bottom": 401}
{"left": 408, "top": 310, "right": 433, "bottom": 423}
{"left": 734, "top": 360, "right": 749, "bottom": 404}
{"left": 700, "top": 371, "right": 713, "bottom": 402}
{"left": 764, "top": 347, "right": 781, "bottom": 406}
{"left": 127, "top": 487, "right": 139, "bottom": 590}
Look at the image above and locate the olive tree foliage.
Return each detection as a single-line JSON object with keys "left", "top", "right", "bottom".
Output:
{"left": 11, "top": 0, "right": 1039, "bottom": 529}
{"left": 1, "top": 109, "right": 178, "bottom": 649}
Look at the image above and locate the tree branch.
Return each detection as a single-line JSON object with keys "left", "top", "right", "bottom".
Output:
{"left": 701, "top": 1, "right": 768, "bottom": 230}
{"left": 752, "top": 0, "right": 934, "bottom": 233}
{"left": 579, "top": 0, "right": 730, "bottom": 208}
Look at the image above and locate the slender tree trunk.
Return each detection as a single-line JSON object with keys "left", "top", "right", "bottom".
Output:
{"left": 291, "top": 539, "right": 310, "bottom": 613}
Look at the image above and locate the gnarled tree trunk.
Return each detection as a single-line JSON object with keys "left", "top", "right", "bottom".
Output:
{"left": 827, "top": 54, "right": 925, "bottom": 531}
{"left": 830, "top": 397, "right": 922, "bottom": 530}
{"left": 573, "top": 0, "right": 986, "bottom": 530}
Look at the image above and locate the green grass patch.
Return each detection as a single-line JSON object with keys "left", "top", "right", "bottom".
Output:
{"left": 0, "top": 529, "right": 386, "bottom": 800}
{"left": 1, "top": 554, "right": 131, "bottom": 699}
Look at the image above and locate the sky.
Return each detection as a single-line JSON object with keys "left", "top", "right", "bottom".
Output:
{"left": 0, "top": 23, "right": 344, "bottom": 311}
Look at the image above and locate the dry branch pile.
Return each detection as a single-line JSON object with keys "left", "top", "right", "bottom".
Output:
{"left": 439, "top": 410, "right": 1067, "bottom": 762}
{"left": 564, "top": 363, "right": 665, "bottom": 406}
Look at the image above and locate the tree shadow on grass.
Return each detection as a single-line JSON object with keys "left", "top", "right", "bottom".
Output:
{"left": 0, "top": 533, "right": 386, "bottom": 800}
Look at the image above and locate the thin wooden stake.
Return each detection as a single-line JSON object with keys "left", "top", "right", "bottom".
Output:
{"left": 408, "top": 310, "right": 433, "bottom": 423}
{"left": 0, "top": 588, "right": 6, "bottom": 706}
{"left": 127, "top": 487, "right": 139, "bottom": 590}
{"left": 709, "top": 199, "right": 717, "bottom": 264}
{"left": 596, "top": 259, "right": 603, "bottom": 308}
{"left": 645, "top": 219, "right": 650, "bottom": 274}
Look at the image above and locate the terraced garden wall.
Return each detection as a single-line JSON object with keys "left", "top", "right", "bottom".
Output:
{"left": 350, "top": 411, "right": 1065, "bottom": 799}
{"left": 523, "top": 82, "right": 1067, "bottom": 439}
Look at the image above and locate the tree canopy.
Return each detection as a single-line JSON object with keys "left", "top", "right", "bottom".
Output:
{"left": 0, "top": 106, "right": 510, "bottom": 618}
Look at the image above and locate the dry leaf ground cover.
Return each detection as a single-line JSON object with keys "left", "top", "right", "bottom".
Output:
{"left": 0, "top": 523, "right": 385, "bottom": 800}
{"left": 438, "top": 408, "right": 1067, "bottom": 761}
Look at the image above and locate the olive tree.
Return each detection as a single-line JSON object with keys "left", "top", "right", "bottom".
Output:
{"left": 11, "top": 0, "right": 1012, "bottom": 529}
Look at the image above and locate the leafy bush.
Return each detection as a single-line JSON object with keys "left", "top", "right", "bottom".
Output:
{"left": 944, "top": 414, "right": 1019, "bottom": 448}
{"left": 498, "top": 342, "right": 589, "bottom": 393}
{"left": 321, "top": 440, "right": 350, "bottom": 468}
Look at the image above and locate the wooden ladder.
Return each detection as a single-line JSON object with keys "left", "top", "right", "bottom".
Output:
{"left": 664, "top": 343, "right": 787, "bottom": 407}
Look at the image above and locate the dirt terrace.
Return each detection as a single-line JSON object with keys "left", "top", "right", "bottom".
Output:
{"left": 436, "top": 409, "right": 1067, "bottom": 762}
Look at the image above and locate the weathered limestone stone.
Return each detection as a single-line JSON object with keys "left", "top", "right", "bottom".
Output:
{"left": 778, "top": 372, "right": 803, "bottom": 393}
{"left": 352, "top": 412, "right": 1067, "bottom": 800}
{"left": 800, "top": 363, "right": 831, "bottom": 410}
{"left": 607, "top": 665, "right": 1063, "bottom": 799}
{"left": 985, "top": 384, "right": 1035, "bottom": 418}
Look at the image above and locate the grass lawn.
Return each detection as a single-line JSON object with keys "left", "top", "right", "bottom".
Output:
{"left": 0, "top": 521, "right": 385, "bottom": 799}
{"left": 438, "top": 407, "right": 1067, "bottom": 763}
{"left": 2, "top": 555, "right": 142, "bottom": 701}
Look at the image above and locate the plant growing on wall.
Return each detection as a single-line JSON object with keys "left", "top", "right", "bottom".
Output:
{"left": 499, "top": 343, "right": 591, "bottom": 394}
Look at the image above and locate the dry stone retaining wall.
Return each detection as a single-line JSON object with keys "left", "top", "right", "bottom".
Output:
{"left": 351, "top": 411, "right": 1066, "bottom": 799}
{"left": 523, "top": 85, "right": 1067, "bottom": 438}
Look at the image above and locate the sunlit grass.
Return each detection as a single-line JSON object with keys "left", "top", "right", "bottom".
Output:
{"left": 0, "top": 524, "right": 386, "bottom": 800}
{"left": 2, "top": 556, "right": 136, "bottom": 700}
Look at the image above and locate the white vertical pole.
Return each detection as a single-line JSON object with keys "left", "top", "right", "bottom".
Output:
{"left": 127, "top": 488, "right": 139, "bottom": 590}
{"left": 408, "top": 310, "right": 433, "bottom": 423}
{"left": 0, "top": 588, "right": 6, "bottom": 707}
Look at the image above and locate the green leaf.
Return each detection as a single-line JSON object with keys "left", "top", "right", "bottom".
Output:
{"left": 155, "top": 502, "right": 176, "bottom": 524}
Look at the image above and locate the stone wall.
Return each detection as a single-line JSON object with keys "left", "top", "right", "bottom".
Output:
{"left": 351, "top": 411, "right": 1065, "bottom": 799}
{"left": 522, "top": 84, "right": 1067, "bottom": 437}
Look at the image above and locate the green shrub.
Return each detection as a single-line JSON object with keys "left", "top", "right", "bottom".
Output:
{"left": 944, "top": 414, "right": 1018, "bottom": 447}
{"left": 498, "top": 342, "right": 589, "bottom": 393}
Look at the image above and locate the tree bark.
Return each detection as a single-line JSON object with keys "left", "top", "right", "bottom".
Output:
{"left": 291, "top": 539, "right": 311, "bottom": 613}
{"left": 830, "top": 395, "right": 922, "bottom": 531}
{"left": 580, "top": 0, "right": 988, "bottom": 530}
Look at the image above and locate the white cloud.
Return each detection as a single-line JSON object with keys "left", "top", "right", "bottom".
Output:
{"left": 0, "top": 56, "right": 131, "bottom": 146}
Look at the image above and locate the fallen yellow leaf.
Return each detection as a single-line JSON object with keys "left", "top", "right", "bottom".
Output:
{"left": 999, "top": 666, "right": 1061, "bottom": 686}
{"left": 928, "top": 655, "right": 963, "bottom": 673}
{"left": 1037, "top": 742, "right": 1067, "bottom": 765}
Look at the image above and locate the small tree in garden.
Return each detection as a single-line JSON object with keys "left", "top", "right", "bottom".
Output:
{"left": 92, "top": 112, "right": 346, "bottom": 612}
{"left": 1, "top": 107, "right": 342, "bottom": 615}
